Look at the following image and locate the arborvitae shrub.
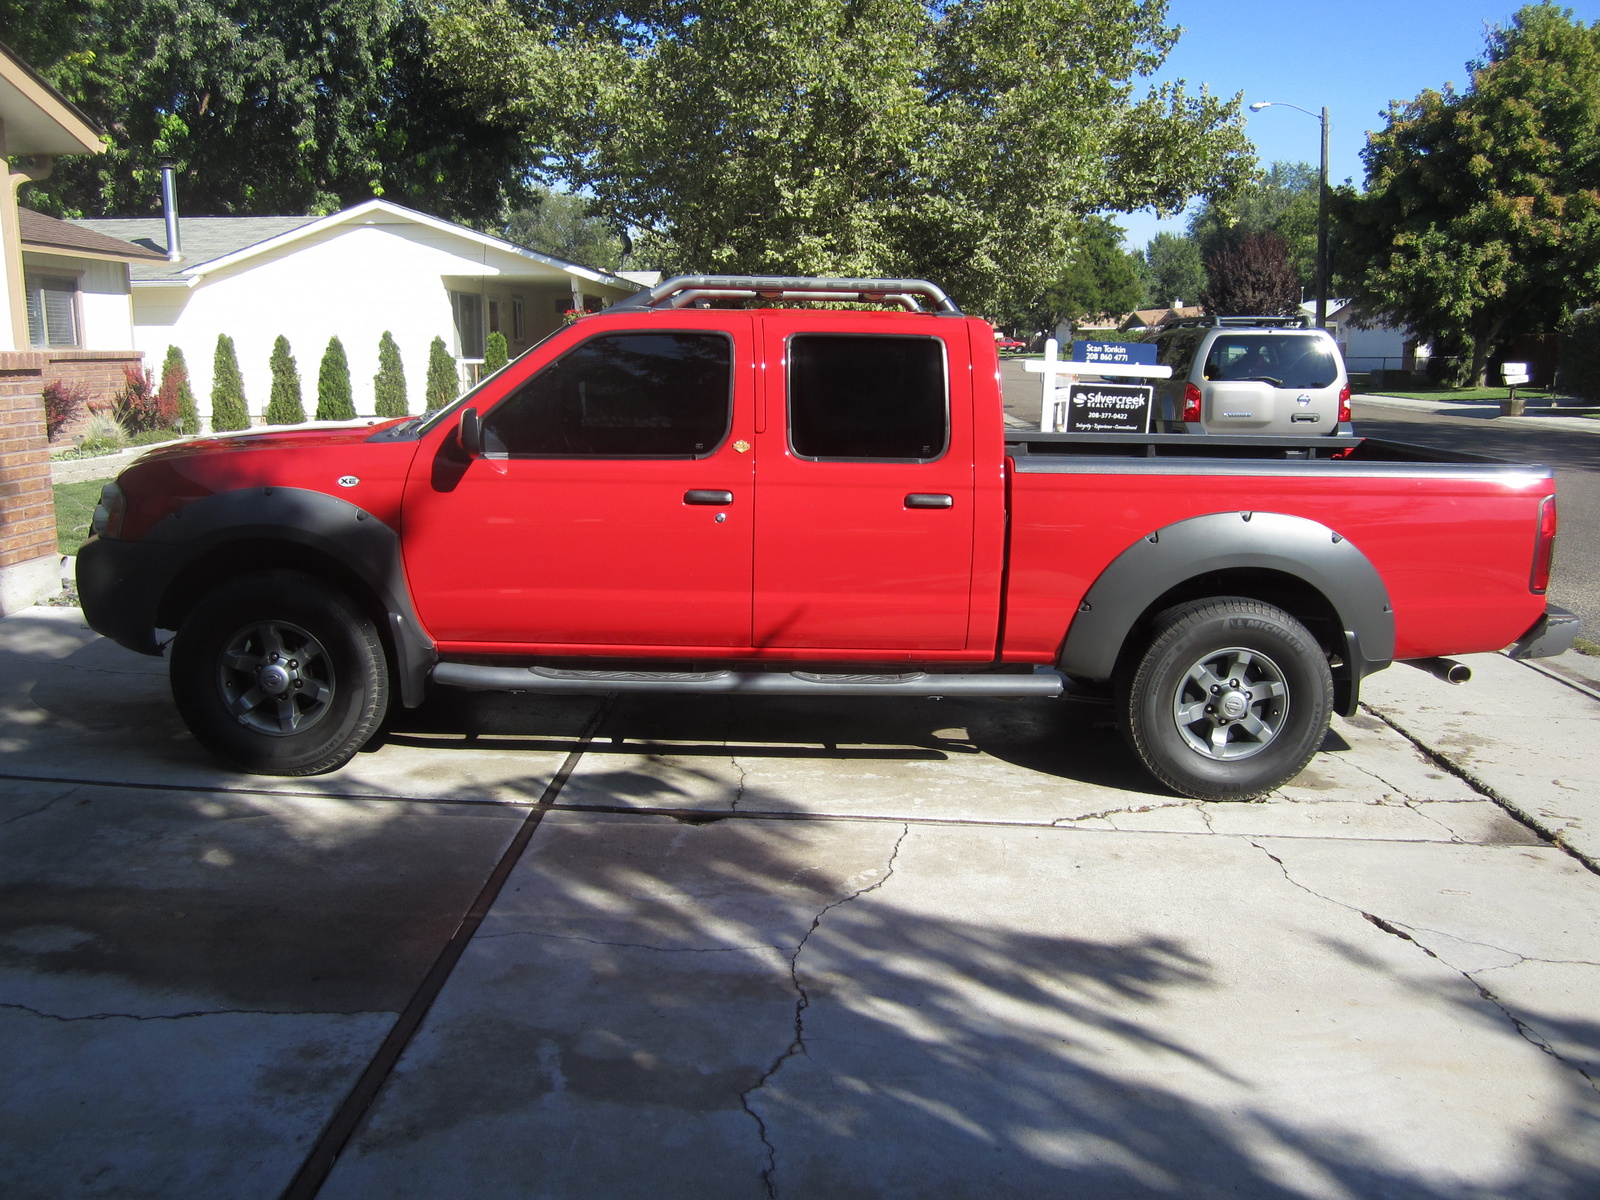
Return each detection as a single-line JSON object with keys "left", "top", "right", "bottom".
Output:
{"left": 161, "top": 345, "right": 200, "bottom": 435}
{"left": 265, "top": 335, "right": 307, "bottom": 424}
{"left": 425, "top": 336, "right": 457, "bottom": 411}
{"left": 483, "top": 330, "right": 509, "bottom": 376}
{"left": 316, "top": 336, "right": 355, "bottom": 420}
{"left": 373, "top": 331, "right": 408, "bottom": 417}
{"left": 210, "top": 335, "right": 250, "bottom": 432}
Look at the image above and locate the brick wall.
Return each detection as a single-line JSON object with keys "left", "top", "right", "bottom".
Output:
{"left": 42, "top": 348, "right": 145, "bottom": 442}
{"left": 0, "top": 351, "right": 55, "bottom": 571}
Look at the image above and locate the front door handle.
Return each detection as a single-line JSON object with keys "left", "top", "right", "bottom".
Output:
{"left": 905, "top": 493, "right": 953, "bottom": 509}
{"left": 685, "top": 490, "right": 734, "bottom": 505}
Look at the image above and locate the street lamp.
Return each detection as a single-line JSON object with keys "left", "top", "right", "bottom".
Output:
{"left": 1249, "top": 101, "right": 1329, "bottom": 329}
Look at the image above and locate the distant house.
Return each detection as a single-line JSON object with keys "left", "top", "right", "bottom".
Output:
{"left": 74, "top": 199, "right": 644, "bottom": 422}
{"left": 1119, "top": 305, "right": 1204, "bottom": 333}
{"left": 1313, "top": 300, "right": 1419, "bottom": 375}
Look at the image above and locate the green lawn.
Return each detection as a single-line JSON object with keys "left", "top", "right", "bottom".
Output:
{"left": 54, "top": 479, "right": 106, "bottom": 556}
{"left": 1359, "top": 384, "right": 1574, "bottom": 403}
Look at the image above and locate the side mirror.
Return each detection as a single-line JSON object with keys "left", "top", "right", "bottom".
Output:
{"left": 458, "top": 407, "right": 482, "bottom": 457}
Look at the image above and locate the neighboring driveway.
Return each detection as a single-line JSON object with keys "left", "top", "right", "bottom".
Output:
{"left": 2, "top": 607, "right": 1598, "bottom": 1198}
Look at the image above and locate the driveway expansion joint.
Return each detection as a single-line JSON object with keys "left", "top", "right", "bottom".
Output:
{"left": 741, "top": 823, "right": 910, "bottom": 1200}
{"left": 0, "top": 1001, "right": 392, "bottom": 1022}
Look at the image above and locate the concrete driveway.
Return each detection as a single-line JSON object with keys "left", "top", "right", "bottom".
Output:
{"left": 3, "top": 607, "right": 1599, "bottom": 1199}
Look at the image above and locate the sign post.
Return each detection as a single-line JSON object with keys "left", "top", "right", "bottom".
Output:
{"left": 1023, "top": 339, "right": 1173, "bottom": 433}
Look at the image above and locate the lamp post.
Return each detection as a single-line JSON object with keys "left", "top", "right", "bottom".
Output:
{"left": 1249, "top": 101, "right": 1329, "bottom": 329}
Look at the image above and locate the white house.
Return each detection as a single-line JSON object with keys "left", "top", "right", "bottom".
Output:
{"left": 74, "top": 199, "right": 644, "bottom": 422}
{"left": 1308, "top": 300, "right": 1419, "bottom": 375}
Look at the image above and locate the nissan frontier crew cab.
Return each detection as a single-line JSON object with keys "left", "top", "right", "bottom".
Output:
{"left": 77, "top": 276, "right": 1579, "bottom": 800}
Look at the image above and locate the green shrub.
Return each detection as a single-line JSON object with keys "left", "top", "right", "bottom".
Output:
{"left": 373, "top": 331, "right": 408, "bottom": 417}
{"left": 160, "top": 345, "right": 200, "bottom": 435}
{"left": 316, "top": 336, "right": 355, "bottom": 420}
{"left": 210, "top": 334, "right": 250, "bottom": 431}
{"left": 483, "top": 330, "right": 509, "bottom": 376}
{"left": 425, "top": 336, "right": 458, "bottom": 411}
{"left": 1557, "top": 308, "right": 1600, "bottom": 401}
{"left": 265, "top": 335, "right": 307, "bottom": 424}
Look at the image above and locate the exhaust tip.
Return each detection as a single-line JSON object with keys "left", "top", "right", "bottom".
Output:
{"left": 1406, "top": 657, "right": 1472, "bottom": 685}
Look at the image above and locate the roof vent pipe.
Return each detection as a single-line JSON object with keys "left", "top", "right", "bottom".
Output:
{"left": 159, "top": 162, "right": 181, "bottom": 262}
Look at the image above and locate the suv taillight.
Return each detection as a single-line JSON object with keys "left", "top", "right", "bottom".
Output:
{"left": 1182, "top": 383, "right": 1203, "bottom": 423}
{"left": 91, "top": 482, "right": 126, "bottom": 541}
{"left": 1338, "top": 385, "right": 1352, "bottom": 424}
{"left": 1531, "top": 495, "right": 1558, "bottom": 594}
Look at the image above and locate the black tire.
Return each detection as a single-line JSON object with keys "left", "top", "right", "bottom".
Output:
{"left": 170, "top": 570, "right": 389, "bottom": 775}
{"left": 1120, "top": 597, "right": 1332, "bottom": 800}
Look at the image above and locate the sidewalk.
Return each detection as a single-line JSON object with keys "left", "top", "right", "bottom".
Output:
{"left": 1355, "top": 392, "right": 1600, "bottom": 434}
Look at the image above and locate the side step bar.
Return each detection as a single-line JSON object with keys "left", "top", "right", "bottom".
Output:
{"left": 433, "top": 663, "right": 1067, "bottom": 698}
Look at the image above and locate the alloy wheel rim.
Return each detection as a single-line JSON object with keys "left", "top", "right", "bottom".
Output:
{"left": 217, "top": 620, "right": 335, "bottom": 736}
{"left": 1171, "top": 646, "right": 1289, "bottom": 761}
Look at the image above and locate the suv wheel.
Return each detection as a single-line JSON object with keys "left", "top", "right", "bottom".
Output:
{"left": 1120, "top": 597, "right": 1332, "bottom": 800}
{"left": 171, "top": 570, "right": 389, "bottom": 775}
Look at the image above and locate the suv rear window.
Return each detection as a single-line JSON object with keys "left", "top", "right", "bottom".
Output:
{"left": 1202, "top": 334, "right": 1339, "bottom": 389}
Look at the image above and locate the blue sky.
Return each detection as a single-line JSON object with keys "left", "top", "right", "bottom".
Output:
{"left": 1117, "top": 0, "right": 1600, "bottom": 251}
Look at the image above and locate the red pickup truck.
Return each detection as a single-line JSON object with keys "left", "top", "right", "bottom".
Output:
{"left": 77, "top": 276, "right": 1577, "bottom": 799}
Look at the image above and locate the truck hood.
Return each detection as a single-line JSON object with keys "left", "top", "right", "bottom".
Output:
{"left": 133, "top": 419, "right": 404, "bottom": 465}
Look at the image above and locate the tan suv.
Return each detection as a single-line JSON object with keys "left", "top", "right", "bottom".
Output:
{"left": 1150, "top": 317, "right": 1352, "bottom": 436}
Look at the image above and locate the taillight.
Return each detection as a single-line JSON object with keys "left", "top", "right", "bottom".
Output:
{"left": 1531, "top": 495, "right": 1557, "bottom": 594}
{"left": 91, "top": 482, "right": 126, "bottom": 540}
{"left": 1182, "top": 383, "right": 1203, "bottom": 422}
{"left": 1338, "top": 385, "right": 1352, "bottom": 424}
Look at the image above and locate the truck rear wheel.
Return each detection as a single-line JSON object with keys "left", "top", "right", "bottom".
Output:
{"left": 171, "top": 570, "right": 389, "bottom": 775}
{"left": 1120, "top": 597, "right": 1332, "bottom": 800}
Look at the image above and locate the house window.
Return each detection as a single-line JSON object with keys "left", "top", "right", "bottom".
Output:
{"left": 512, "top": 299, "right": 526, "bottom": 341}
{"left": 488, "top": 299, "right": 502, "bottom": 335}
{"left": 450, "top": 290, "right": 484, "bottom": 358}
{"left": 25, "top": 274, "right": 80, "bottom": 348}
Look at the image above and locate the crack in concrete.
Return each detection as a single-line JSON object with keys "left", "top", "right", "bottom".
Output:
{"left": 0, "top": 787, "right": 77, "bottom": 826}
{"left": 1050, "top": 801, "right": 1198, "bottom": 826}
{"left": 1340, "top": 758, "right": 1417, "bottom": 803}
{"left": 0, "top": 1000, "right": 390, "bottom": 1022}
{"left": 740, "top": 824, "right": 910, "bottom": 1199}
{"left": 1358, "top": 703, "right": 1599, "bottom": 875}
{"left": 730, "top": 755, "right": 749, "bottom": 812}
{"left": 1250, "top": 842, "right": 1600, "bottom": 1096}
{"left": 1401, "top": 800, "right": 1465, "bottom": 841}
{"left": 476, "top": 930, "right": 772, "bottom": 954}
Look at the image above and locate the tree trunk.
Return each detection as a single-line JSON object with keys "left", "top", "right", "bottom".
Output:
{"left": 1469, "top": 316, "right": 1508, "bottom": 387}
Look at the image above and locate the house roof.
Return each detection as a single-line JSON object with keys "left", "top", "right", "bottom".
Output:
{"left": 71, "top": 216, "right": 321, "bottom": 281}
{"left": 74, "top": 199, "right": 641, "bottom": 291}
{"left": 1121, "top": 306, "right": 1204, "bottom": 331}
{"left": 0, "top": 40, "right": 103, "bottom": 156}
{"left": 20, "top": 207, "right": 168, "bottom": 262}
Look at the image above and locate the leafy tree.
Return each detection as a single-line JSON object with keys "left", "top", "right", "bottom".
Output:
{"left": 502, "top": 187, "right": 626, "bottom": 269}
{"left": 265, "top": 335, "right": 306, "bottom": 424}
{"left": 1144, "top": 232, "right": 1205, "bottom": 308}
{"left": 1336, "top": 4, "right": 1600, "bottom": 385}
{"left": 374, "top": 331, "right": 408, "bottom": 417}
{"left": 426, "top": 0, "right": 1253, "bottom": 316}
{"left": 10, "top": 0, "right": 536, "bottom": 220}
{"left": 210, "top": 334, "right": 250, "bottom": 431}
{"left": 1200, "top": 231, "right": 1301, "bottom": 317}
{"left": 483, "top": 331, "right": 509, "bottom": 375}
{"left": 1013, "top": 217, "right": 1147, "bottom": 330}
{"left": 425, "top": 336, "right": 458, "bottom": 411}
{"left": 316, "top": 336, "right": 355, "bottom": 420}
{"left": 160, "top": 345, "right": 201, "bottom": 435}
{"left": 1191, "top": 162, "right": 1319, "bottom": 291}
{"left": 1557, "top": 308, "right": 1600, "bottom": 400}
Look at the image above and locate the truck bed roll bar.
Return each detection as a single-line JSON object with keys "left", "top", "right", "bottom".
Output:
{"left": 606, "top": 275, "right": 964, "bottom": 315}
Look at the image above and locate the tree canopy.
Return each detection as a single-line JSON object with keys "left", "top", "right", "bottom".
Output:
{"left": 1143, "top": 230, "right": 1205, "bottom": 308}
{"left": 426, "top": 0, "right": 1253, "bottom": 313}
{"left": 1191, "top": 161, "right": 1319, "bottom": 291}
{"left": 1199, "top": 230, "right": 1300, "bottom": 317}
{"left": 1336, "top": 3, "right": 1600, "bottom": 384}
{"left": 1012, "top": 217, "right": 1146, "bottom": 331}
{"left": 7, "top": 0, "right": 535, "bottom": 219}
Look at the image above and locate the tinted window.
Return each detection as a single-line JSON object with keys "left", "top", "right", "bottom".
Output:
{"left": 789, "top": 335, "right": 947, "bottom": 461}
{"left": 1202, "top": 334, "right": 1339, "bottom": 389}
{"left": 484, "top": 332, "right": 731, "bottom": 457}
{"left": 1156, "top": 332, "right": 1200, "bottom": 372}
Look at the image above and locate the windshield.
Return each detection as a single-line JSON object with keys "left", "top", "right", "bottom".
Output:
{"left": 1202, "top": 334, "right": 1339, "bottom": 389}
{"left": 406, "top": 323, "right": 573, "bottom": 437}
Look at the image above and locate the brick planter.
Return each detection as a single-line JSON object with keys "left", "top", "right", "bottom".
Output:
{"left": 43, "top": 348, "right": 145, "bottom": 443}
{"left": 0, "top": 351, "right": 60, "bottom": 614}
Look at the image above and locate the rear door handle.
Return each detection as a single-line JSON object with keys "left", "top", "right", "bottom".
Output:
{"left": 685, "top": 490, "right": 734, "bottom": 505}
{"left": 905, "top": 493, "right": 953, "bottom": 509}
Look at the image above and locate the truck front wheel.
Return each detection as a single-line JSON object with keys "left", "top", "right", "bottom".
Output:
{"left": 171, "top": 570, "right": 390, "bottom": 775}
{"left": 1121, "top": 598, "right": 1332, "bottom": 800}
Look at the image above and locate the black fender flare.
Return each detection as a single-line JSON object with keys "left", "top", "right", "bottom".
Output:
{"left": 147, "top": 487, "right": 434, "bottom": 707}
{"left": 1058, "top": 511, "right": 1394, "bottom": 715}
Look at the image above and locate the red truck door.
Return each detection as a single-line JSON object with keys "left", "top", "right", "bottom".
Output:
{"left": 752, "top": 316, "right": 977, "bottom": 652}
{"left": 402, "top": 315, "right": 755, "bottom": 650}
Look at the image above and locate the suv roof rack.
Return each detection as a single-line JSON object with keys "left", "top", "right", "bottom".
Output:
{"left": 1160, "top": 314, "right": 1311, "bottom": 330}
{"left": 606, "top": 275, "right": 963, "bottom": 316}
